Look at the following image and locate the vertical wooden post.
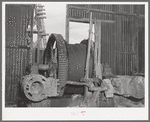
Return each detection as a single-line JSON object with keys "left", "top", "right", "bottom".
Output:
{"left": 29, "top": 5, "right": 35, "bottom": 65}
{"left": 65, "top": 5, "right": 70, "bottom": 43}
{"left": 98, "top": 21, "right": 102, "bottom": 79}
{"left": 65, "top": 18, "right": 69, "bottom": 43}
{"left": 93, "top": 20, "right": 102, "bottom": 107}
{"left": 84, "top": 12, "right": 93, "bottom": 97}
{"left": 94, "top": 19, "right": 98, "bottom": 77}
{"left": 37, "top": 24, "right": 40, "bottom": 64}
{"left": 136, "top": 28, "right": 139, "bottom": 72}
{"left": 94, "top": 20, "right": 102, "bottom": 79}
{"left": 85, "top": 12, "right": 93, "bottom": 78}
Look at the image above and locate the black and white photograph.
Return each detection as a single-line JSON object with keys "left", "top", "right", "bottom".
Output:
{"left": 2, "top": 1, "right": 149, "bottom": 121}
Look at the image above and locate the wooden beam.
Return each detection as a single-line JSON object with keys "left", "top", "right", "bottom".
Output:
{"left": 68, "top": 6, "right": 145, "bottom": 18}
{"left": 26, "top": 28, "right": 44, "bottom": 33}
{"left": 29, "top": 7, "right": 34, "bottom": 64}
{"left": 85, "top": 12, "right": 93, "bottom": 79}
{"left": 94, "top": 19, "right": 98, "bottom": 77}
{"left": 84, "top": 12, "right": 93, "bottom": 98}
{"left": 98, "top": 21, "right": 102, "bottom": 79}
{"left": 68, "top": 6, "right": 114, "bottom": 14}
{"left": 65, "top": 5, "right": 70, "bottom": 43}
{"left": 69, "top": 17, "right": 115, "bottom": 24}
{"left": 94, "top": 20, "right": 102, "bottom": 79}
{"left": 65, "top": 17, "right": 70, "bottom": 43}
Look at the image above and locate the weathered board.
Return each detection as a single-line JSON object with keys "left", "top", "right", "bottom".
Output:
{"left": 5, "top": 4, "right": 34, "bottom": 106}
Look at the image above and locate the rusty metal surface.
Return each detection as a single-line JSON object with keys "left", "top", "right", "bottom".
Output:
{"left": 21, "top": 74, "right": 58, "bottom": 101}
{"left": 65, "top": 79, "right": 106, "bottom": 92}
{"left": 5, "top": 4, "right": 34, "bottom": 105}
{"left": 22, "top": 75, "right": 144, "bottom": 107}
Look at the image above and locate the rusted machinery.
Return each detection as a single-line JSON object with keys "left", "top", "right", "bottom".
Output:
{"left": 20, "top": 33, "right": 145, "bottom": 107}
{"left": 21, "top": 35, "right": 145, "bottom": 107}
{"left": 20, "top": 11, "right": 145, "bottom": 107}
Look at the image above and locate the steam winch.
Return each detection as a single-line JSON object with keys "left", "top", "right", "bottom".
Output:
{"left": 20, "top": 11, "right": 145, "bottom": 107}
{"left": 20, "top": 33, "right": 145, "bottom": 107}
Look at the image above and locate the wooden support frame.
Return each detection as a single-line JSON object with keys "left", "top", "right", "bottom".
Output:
{"left": 27, "top": 4, "right": 49, "bottom": 64}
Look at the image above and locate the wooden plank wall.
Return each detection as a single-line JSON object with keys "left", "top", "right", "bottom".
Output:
{"left": 66, "top": 4, "right": 145, "bottom": 75}
{"left": 137, "top": 17, "right": 145, "bottom": 73}
{"left": 101, "top": 22, "right": 115, "bottom": 74}
{"left": 5, "top": 4, "right": 34, "bottom": 105}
